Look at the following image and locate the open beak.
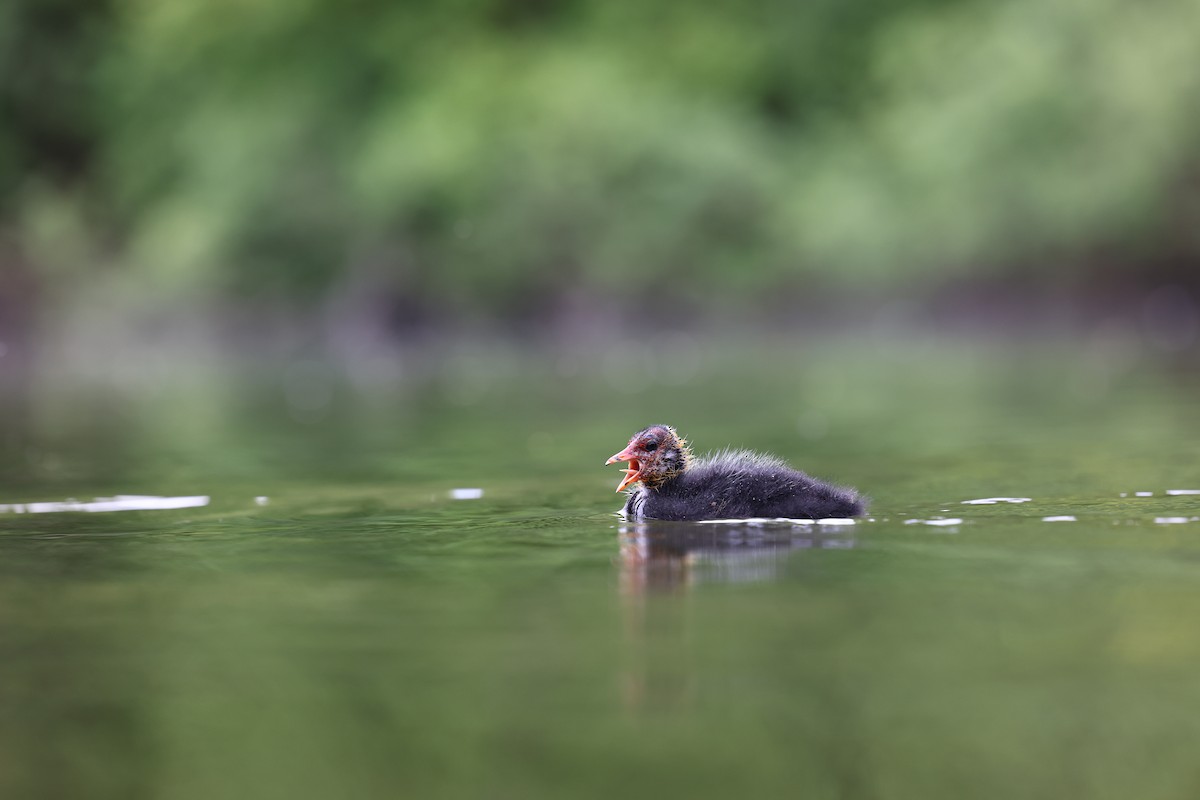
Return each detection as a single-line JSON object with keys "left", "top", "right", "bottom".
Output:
{"left": 605, "top": 445, "right": 642, "bottom": 493}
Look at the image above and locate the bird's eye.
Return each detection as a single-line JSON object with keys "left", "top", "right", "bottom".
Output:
{"left": 643, "top": 441, "right": 658, "bottom": 452}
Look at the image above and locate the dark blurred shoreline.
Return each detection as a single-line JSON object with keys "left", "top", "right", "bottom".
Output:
{"left": 2, "top": 275, "right": 1195, "bottom": 373}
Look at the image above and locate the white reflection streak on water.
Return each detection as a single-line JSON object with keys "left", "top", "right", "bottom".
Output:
{"left": 962, "top": 497, "right": 1032, "bottom": 505}
{"left": 905, "top": 518, "right": 963, "bottom": 528}
{"left": 0, "top": 495, "right": 210, "bottom": 514}
{"left": 695, "top": 516, "right": 857, "bottom": 526}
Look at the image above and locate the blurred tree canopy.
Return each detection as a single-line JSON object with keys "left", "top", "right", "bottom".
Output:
{"left": 2, "top": 0, "right": 1199, "bottom": 341}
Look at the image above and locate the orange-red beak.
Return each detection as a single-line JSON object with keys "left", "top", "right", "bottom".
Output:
{"left": 605, "top": 445, "right": 642, "bottom": 492}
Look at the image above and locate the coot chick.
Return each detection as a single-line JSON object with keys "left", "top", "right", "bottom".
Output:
{"left": 605, "top": 425, "right": 865, "bottom": 521}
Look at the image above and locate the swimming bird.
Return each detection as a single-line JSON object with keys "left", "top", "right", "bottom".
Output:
{"left": 605, "top": 425, "right": 865, "bottom": 521}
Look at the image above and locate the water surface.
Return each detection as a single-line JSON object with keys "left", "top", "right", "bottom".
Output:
{"left": 2, "top": 339, "right": 1198, "bottom": 799}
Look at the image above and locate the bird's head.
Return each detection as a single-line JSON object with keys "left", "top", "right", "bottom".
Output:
{"left": 605, "top": 424, "right": 692, "bottom": 492}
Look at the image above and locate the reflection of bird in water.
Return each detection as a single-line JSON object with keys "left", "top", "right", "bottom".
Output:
{"left": 616, "top": 519, "right": 857, "bottom": 714}
{"left": 618, "top": 520, "right": 856, "bottom": 595}
{"left": 606, "top": 425, "right": 865, "bottom": 521}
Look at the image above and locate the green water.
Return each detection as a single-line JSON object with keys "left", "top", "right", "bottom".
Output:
{"left": 2, "top": 339, "right": 1199, "bottom": 799}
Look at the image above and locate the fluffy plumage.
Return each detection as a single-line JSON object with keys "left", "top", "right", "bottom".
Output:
{"left": 607, "top": 426, "right": 865, "bottom": 521}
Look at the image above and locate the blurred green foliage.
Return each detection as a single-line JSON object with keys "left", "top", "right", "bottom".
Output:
{"left": 2, "top": 0, "right": 1199, "bottom": 334}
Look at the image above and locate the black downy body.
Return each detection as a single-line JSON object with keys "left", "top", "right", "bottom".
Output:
{"left": 623, "top": 449, "right": 865, "bottom": 521}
